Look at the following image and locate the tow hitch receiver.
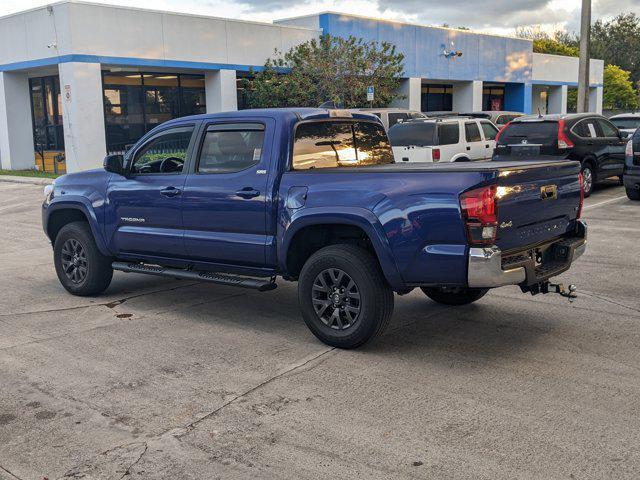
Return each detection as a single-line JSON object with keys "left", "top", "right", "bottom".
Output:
{"left": 522, "top": 281, "right": 578, "bottom": 302}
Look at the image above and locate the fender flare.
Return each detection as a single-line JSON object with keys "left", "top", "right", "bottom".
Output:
{"left": 278, "top": 206, "right": 405, "bottom": 291}
{"left": 45, "top": 197, "right": 111, "bottom": 256}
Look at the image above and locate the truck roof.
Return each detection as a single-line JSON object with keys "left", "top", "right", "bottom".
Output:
{"left": 165, "top": 108, "right": 381, "bottom": 125}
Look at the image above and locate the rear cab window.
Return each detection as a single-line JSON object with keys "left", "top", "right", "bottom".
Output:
{"left": 497, "top": 121, "right": 558, "bottom": 145}
{"left": 388, "top": 113, "right": 410, "bottom": 127}
{"left": 292, "top": 120, "right": 394, "bottom": 170}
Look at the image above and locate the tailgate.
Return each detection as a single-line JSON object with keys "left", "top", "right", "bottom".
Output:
{"left": 495, "top": 161, "right": 582, "bottom": 251}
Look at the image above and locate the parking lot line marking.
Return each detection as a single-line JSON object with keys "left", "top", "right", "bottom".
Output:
{"left": 584, "top": 195, "right": 628, "bottom": 210}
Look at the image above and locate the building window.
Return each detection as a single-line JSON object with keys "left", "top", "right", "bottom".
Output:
{"left": 102, "top": 72, "right": 206, "bottom": 154}
{"left": 421, "top": 84, "right": 453, "bottom": 112}
{"left": 29, "top": 76, "right": 65, "bottom": 152}
{"left": 482, "top": 85, "right": 505, "bottom": 111}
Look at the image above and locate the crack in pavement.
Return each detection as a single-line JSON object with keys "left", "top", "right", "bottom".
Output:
{"left": 118, "top": 443, "right": 148, "bottom": 480}
{"left": 0, "top": 282, "right": 200, "bottom": 318}
{"left": 0, "top": 465, "right": 23, "bottom": 480}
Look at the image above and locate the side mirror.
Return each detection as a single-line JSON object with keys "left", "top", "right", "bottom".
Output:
{"left": 103, "top": 154, "right": 124, "bottom": 175}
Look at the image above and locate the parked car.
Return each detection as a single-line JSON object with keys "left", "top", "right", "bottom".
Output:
{"left": 42, "top": 108, "right": 586, "bottom": 349}
{"left": 464, "top": 111, "right": 524, "bottom": 126}
{"left": 388, "top": 117, "right": 499, "bottom": 162}
{"left": 624, "top": 129, "right": 640, "bottom": 200}
{"left": 350, "top": 108, "right": 426, "bottom": 130}
{"left": 609, "top": 112, "right": 640, "bottom": 136}
{"left": 492, "top": 113, "right": 628, "bottom": 196}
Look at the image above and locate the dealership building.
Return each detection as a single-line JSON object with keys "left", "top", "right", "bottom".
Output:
{"left": 0, "top": 2, "right": 604, "bottom": 173}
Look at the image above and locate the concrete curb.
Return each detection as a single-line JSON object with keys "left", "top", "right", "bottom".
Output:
{"left": 0, "top": 175, "right": 54, "bottom": 186}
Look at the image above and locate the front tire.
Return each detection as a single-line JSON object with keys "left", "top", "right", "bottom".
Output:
{"left": 53, "top": 221, "right": 113, "bottom": 296}
{"left": 581, "top": 163, "right": 595, "bottom": 197}
{"left": 298, "top": 244, "right": 394, "bottom": 349}
{"left": 626, "top": 187, "right": 640, "bottom": 200}
{"left": 421, "top": 286, "right": 488, "bottom": 306}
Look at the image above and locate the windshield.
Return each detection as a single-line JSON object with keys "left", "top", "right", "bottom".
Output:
{"left": 497, "top": 121, "right": 558, "bottom": 146}
{"left": 611, "top": 117, "right": 640, "bottom": 130}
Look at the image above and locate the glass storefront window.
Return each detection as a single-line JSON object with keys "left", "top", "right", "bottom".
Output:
{"left": 102, "top": 72, "right": 207, "bottom": 153}
{"left": 421, "top": 84, "right": 453, "bottom": 112}
{"left": 29, "top": 76, "right": 64, "bottom": 152}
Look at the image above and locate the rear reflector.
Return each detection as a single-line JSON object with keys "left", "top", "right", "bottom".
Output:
{"left": 432, "top": 148, "right": 441, "bottom": 162}
{"left": 577, "top": 172, "right": 584, "bottom": 219}
{"left": 460, "top": 185, "right": 498, "bottom": 245}
{"left": 557, "top": 119, "right": 574, "bottom": 149}
{"left": 626, "top": 139, "right": 633, "bottom": 157}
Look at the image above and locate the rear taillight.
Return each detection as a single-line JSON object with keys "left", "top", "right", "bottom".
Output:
{"left": 557, "top": 119, "right": 574, "bottom": 149}
{"left": 625, "top": 139, "right": 633, "bottom": 157}
{"left": 577, "top": 172, "right": 584, "bottom": 219}
{"left": 494, "top": 122, "right": 511, "bottom": 143}
{"left": 460, "top": 185, "right": 498, "bottom": 246}
{"left": 432, "top": 148, "right": 441, "bottom": 162}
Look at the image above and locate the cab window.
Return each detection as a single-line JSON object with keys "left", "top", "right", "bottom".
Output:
{"left": 130, "top": 126, "right": 194, "bottom": 174}
{"left": 480, "top": 121, "right": 499, "bottom": 140}
{"left": 197, "top": 123, "right": 265, "bottom": 174}
{"left": 596, "top": 119, "right": 619, "bottom": 138}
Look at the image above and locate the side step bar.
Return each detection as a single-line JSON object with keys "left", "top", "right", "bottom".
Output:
{"left": 112, "top": 262, "right": 277, "bottom": 292}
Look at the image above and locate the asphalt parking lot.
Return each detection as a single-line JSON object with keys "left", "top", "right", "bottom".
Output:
{"left": 0, "top": 177, "right": 639, "bottom": 480}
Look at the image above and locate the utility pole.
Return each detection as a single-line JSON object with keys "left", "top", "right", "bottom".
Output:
{"left": 577, "top": 0, "right": 591, "bottom": 113}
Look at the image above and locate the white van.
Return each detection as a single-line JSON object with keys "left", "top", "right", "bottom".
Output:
{"left": 388, "top": 117, "right": 499, "bottom": 163}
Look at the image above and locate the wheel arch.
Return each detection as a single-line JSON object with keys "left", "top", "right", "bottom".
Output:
{"left": 45, "top": 200, "right": 110, "bottom": 256}
{"left": 279, "top": 208, "right": 404, "bottom": 291}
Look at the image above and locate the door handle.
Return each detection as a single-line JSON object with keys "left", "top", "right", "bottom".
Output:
{"left": 466, "top": 146, "right": 471, "bottom": 151}
{"left": 160, "top": 186, "right": 181, "bottom": 197}
{"left": 485, "top": 144, "right": 490, "bottom": 148}
{"left": 236, "top": 187, "right": 260, "bottom": 199}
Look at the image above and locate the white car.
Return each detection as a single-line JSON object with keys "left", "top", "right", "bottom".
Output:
{"left": 350, "top": 108, "right": 427, "bottom": 130}
{"left": 387, "top": 117, "right": 499, "bottom": 163}
{"left": 609, "top": 112, "right": 640, "bottom": 137}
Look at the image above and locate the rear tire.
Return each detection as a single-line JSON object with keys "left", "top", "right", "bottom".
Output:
{"left": 581, "top": 163, "right": 595, "bottom": 197}
{"left": 626, "top": 187, "right": 640, "bottom": 200}
{"left": 298, "top": 244, "right": 394, "bottom": 349}
{"left": 53, "top": 221, "right": 113, "bottom": 296}
{"left": 421, "top": 286, "right": 488, "bottom": 306}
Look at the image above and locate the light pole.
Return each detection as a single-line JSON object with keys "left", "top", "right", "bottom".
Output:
{"left": 577, "top": 0, "right": 591, "bottom": 113}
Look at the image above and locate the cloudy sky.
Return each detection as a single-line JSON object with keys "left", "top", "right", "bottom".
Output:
{"left": 1, "top": 0, "right": 638, "bottom": 35}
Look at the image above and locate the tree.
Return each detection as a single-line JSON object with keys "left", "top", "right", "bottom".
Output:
{"left": 532, "top": 38, "right": 579, "bottom": 57}
{"left": 602, "top": 64, "right": 639, "bottom": 110}
{"left": 515, "top": 26, "right": 579, "bottom": 56}
{"left": 244, "top": 34, "right": 405, "bottom": 109}
{"left": 591, "top": 13, "right": 640, "bottom": 85}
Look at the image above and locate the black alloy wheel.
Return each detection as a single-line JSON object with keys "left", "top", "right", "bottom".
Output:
{"left": 60, "top": 238, "right": 88, "bottom": 284}
{"left": 312, "top": 268, "right": 361, "bottom": 330}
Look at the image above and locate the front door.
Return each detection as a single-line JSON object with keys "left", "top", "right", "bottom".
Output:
{"left": 105, "top": 124, "right": 197, "bottom": 258}
{"left": 181, "top": 120, "right": 272, "bottom": 267}
{"left": 596, "top": 118, "right": 627, "bottom": 176}
{"left": 464, "top": 121, "right": 485, "bottom": 160}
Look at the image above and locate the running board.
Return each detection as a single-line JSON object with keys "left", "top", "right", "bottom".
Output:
{"left": 112, "top": 262, "right": 277, "bottom": 292}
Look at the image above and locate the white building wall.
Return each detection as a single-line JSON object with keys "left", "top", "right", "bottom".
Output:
{"left": 0, "top": 72, "right": 34, "bottom": 170}
{"left": 205, "top": 70, "right": 238, "bottom": 113}
{"left": 58, "top": 62, "right": 107, "bottom": 173}
{"left": 548, "top": 85, "right": 568, "bottom": 114}
{"left": 589, "top": 87, "right": 603, "bottom": 115}
{"left": 391, "top": 78, "right": 421, "bottom": 111}
{"left": 452, "top": 81, "right": 482, "bottom": 112}
{"left": 532, "top": 53, "right": 604, "bottom": 87}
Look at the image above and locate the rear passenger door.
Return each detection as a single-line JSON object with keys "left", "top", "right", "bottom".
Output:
{"left": 436, "top": 122, "right": 460, "bottom": 162}
{"left": 572, "top": 118, "right": 608, "bottom": 172}
{"left": 181, "top": 120, "right": 273, "bottom": 267}
{"left": 464, "top": 121, "right": 485, "bottom": 160}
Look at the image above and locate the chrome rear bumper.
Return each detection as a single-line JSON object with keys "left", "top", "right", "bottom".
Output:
{"left": 468, "top": 221, "right": 587, "bottom": 289}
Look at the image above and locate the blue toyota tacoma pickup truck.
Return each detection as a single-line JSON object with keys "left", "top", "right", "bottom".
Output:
{"left": 42, "top": 108, "right": 587, "bottom": 348}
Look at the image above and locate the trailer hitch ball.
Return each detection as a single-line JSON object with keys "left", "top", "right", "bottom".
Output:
{"left": 551, "top": 282, "right": 578, "bottom": 302}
